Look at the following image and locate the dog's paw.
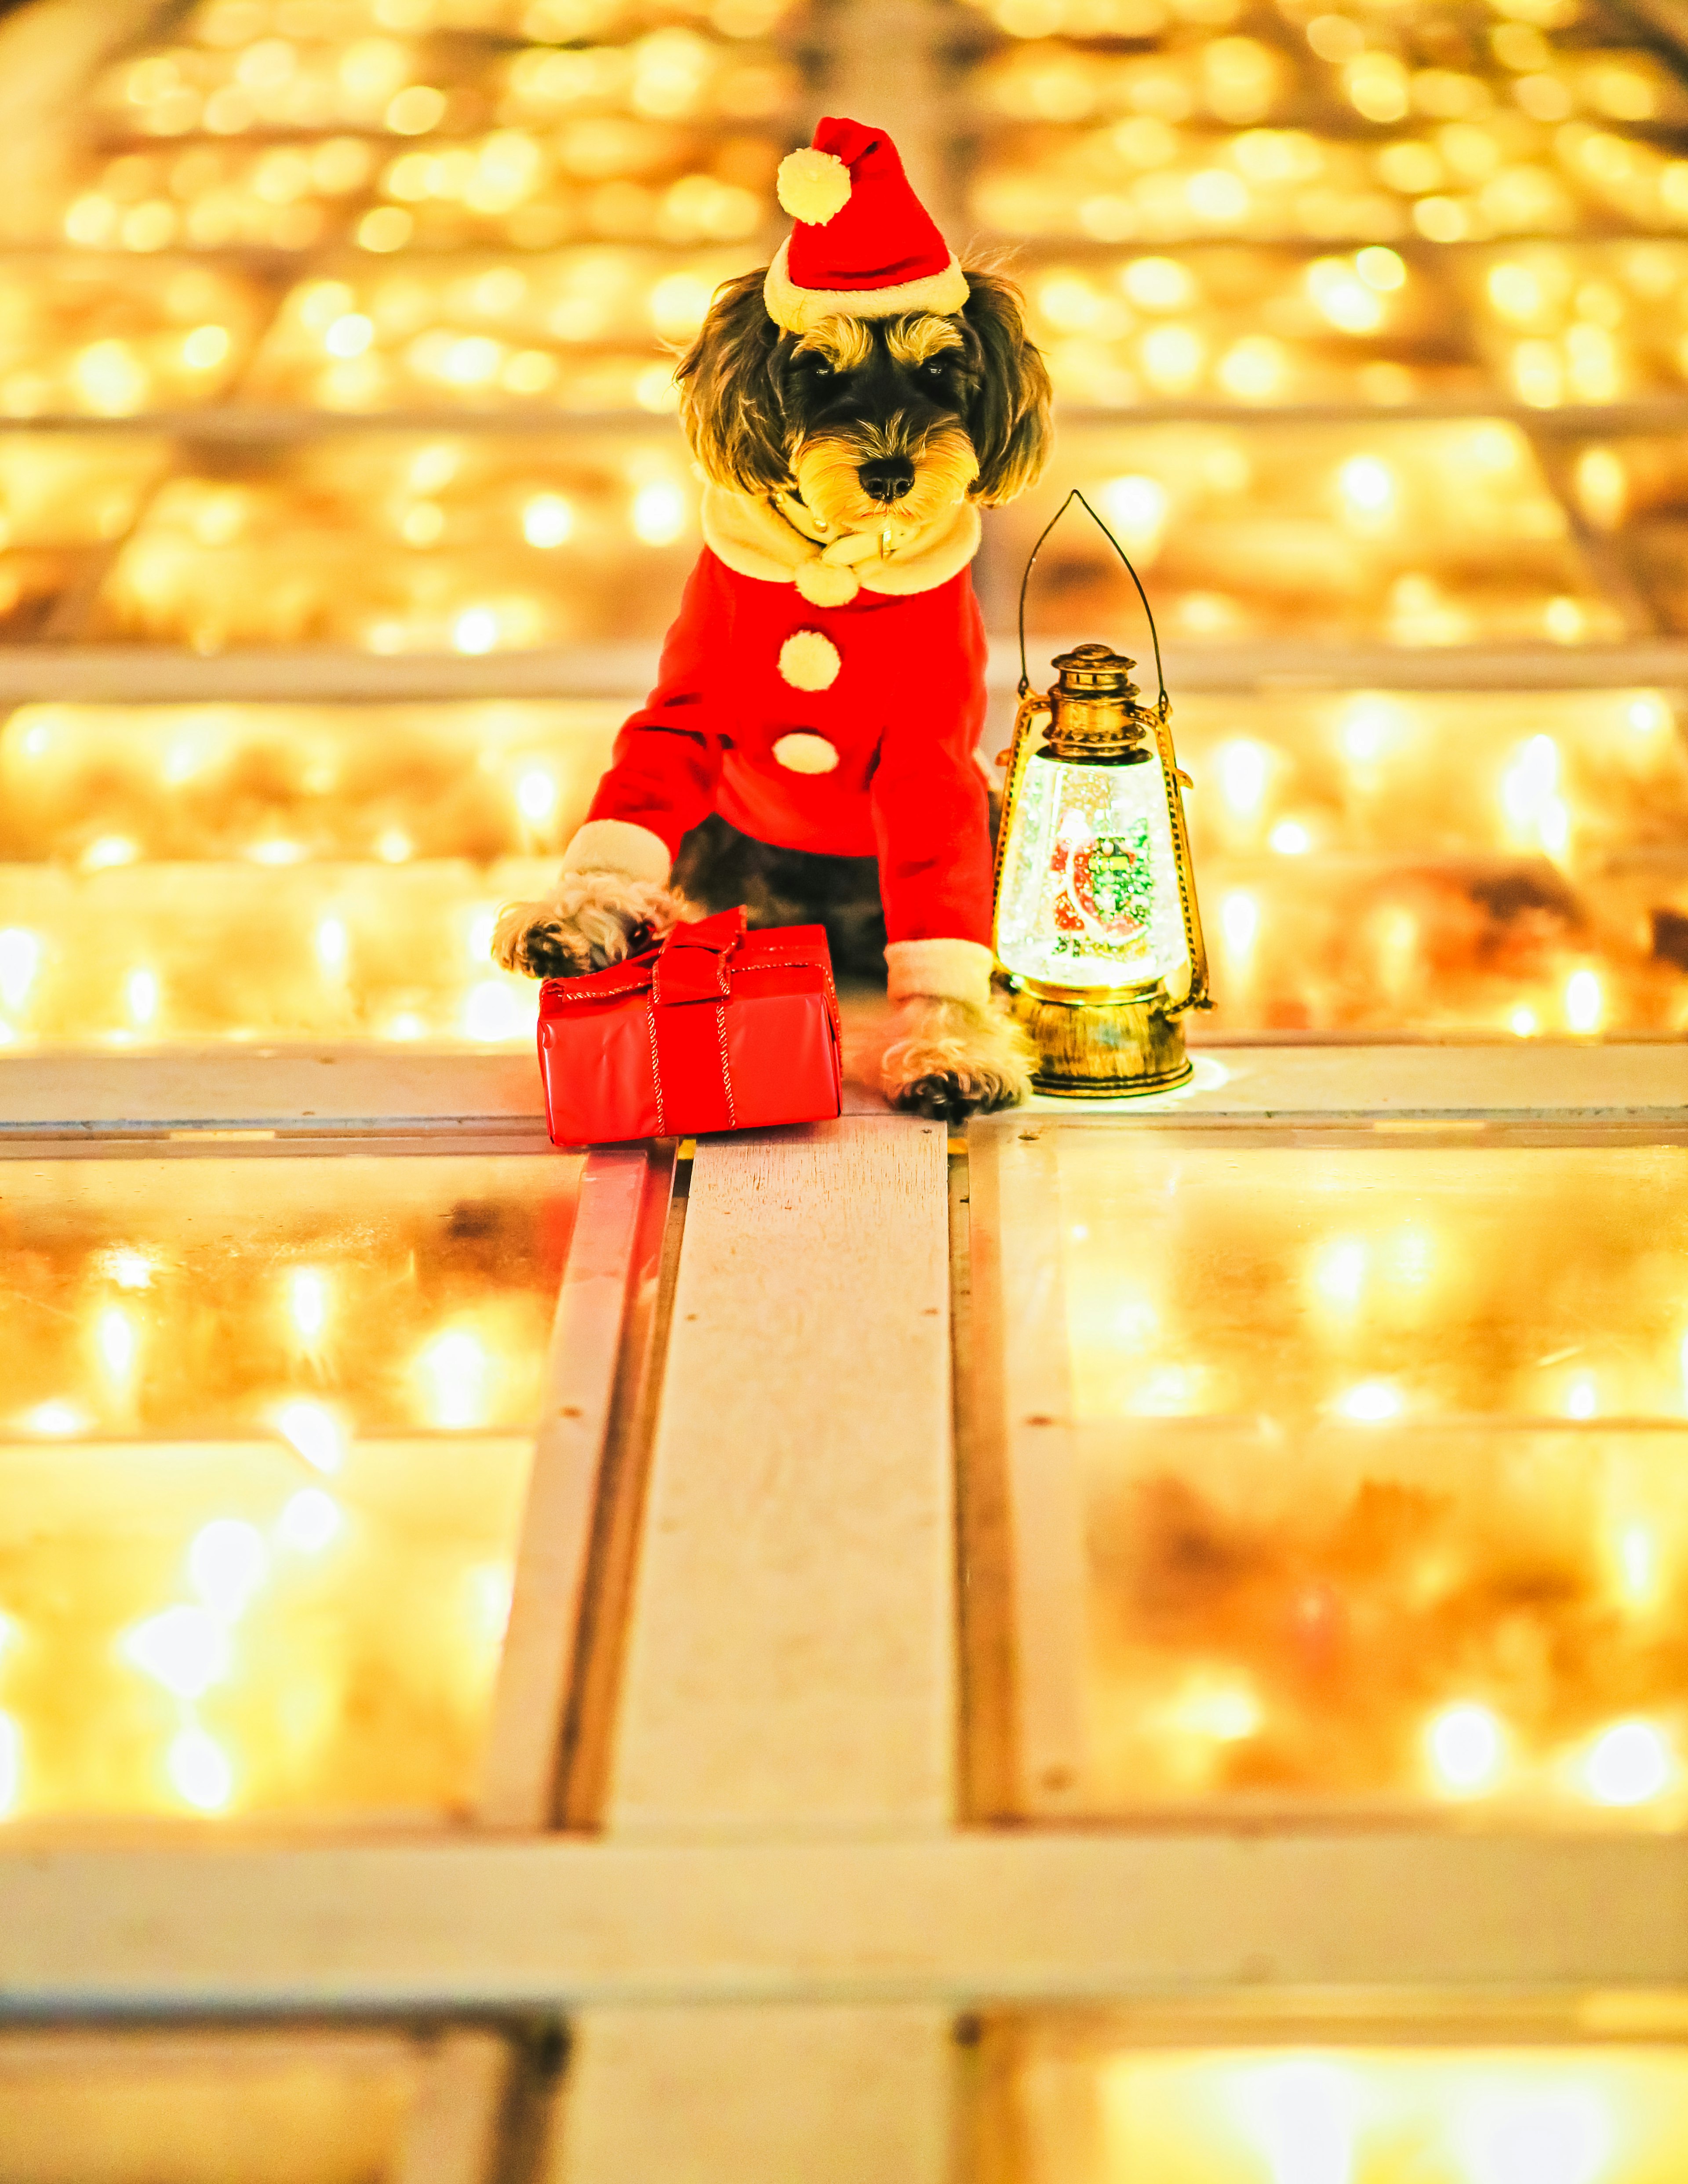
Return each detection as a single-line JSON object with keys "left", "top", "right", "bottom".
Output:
{"left": 881, "top": 995, "right": 1033, "bottom": 1122}
{"left": 491, "top": 871, "right": 687, "bottom": 980}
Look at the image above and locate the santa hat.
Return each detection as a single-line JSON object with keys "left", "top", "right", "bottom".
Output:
{"left": 764, "top": 116, "right": 968, "bottom": 334}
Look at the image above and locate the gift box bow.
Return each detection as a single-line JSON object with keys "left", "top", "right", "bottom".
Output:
{"left": 540, "top": 906, "right": 840, "bottom": 1138}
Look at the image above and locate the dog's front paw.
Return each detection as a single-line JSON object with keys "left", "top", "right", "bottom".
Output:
{"left": 491, "top": 871, "right": 686, "bottom": 980}
{"left": 881, "top": 995, "right": 1033, "bottom": 1122}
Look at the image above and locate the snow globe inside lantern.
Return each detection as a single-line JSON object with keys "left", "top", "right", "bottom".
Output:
{"left": 993, "top": 498, "right": 1211, "bottom": 1094}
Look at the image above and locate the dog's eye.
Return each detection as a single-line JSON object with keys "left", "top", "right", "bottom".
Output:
{"left": 923, "top": 359, "right": 946, "bottom": 376}
{"left": 810, "top": 359, "right": 833, "bottom": 376}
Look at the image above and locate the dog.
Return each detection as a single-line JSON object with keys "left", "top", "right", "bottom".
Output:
{"left": 493, "top": 117, "right": 1052, "bottom": 1121}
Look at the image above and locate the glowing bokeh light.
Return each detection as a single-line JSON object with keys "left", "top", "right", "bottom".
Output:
{"left": 125, "top": 968, "right": 159, "bottom": 1027}
{"left": 1454, "top": 2083, "right": 1615, "bottom": 2184}
{"left": 522, "top": 491, "right": 573, "bottom": 548}
{"left": 1426, "top": 1702, "right": 1506, "bottom": 1795}
{"left": 1615, "top": 1523, "right": 1659, "bottom": 1609}
{"left": 187, "top": 1519, "right": 268, "bottom": 1622}
{"left": 24, "top": 1400, "right": 89, "bottom": 1436}
{"left": 1583, "top": 1719, "right": 1674, "bottom": 1807}
{"left": 1334, "top": 1379, "right": 1404, "bottom": 1423}
{"left": 314, "top": 916, "right": 349, "bottom": 974}
{"left": 277, "top": 1488, "right": 343, "bottom": 1554}
{"left": 1312, "top": 1238, "right": 1367, "bottom": 1312}
{"left": 0, "top": 1711, "right": 19, "bottom": 1818}
{"left": 83, "top": 835, "right": 138, "bottom": 871}
{"left": 94, "top": 1304, "right": 137, "bottom": 1384}
{"left": 274, "top": 1398, "right": 347, "bottom": 1475}
{"left": 1235, "top": 2059, "right": 1357, "bottom": 2184}
{"left": 462, "top": 979, "right": 528, "bottom": 1041}
{"left": 287, "top": 1267, "right": 331, "bottom": 1345}
{"left": 1166, "top": 1674, "right": 1262, "bottom": 1744}
{"left": 516, "top": 767, "right": 557, "bottom": 823}
{"left": 1215, "top": 736, "right": 1270, "bottom": 817}
{"left": 119, "top": 1605, "right": 229, "bottom": 1700}
{"left": 1565, "top": 969, "right": 1604, "bottom": 1034}
{"left": 630, "top": 480, "right": 685, "bottom": 545}
{"left": 1219, "top": 889, "right": 1259, "bottom": 959}
{"left": 464, "top": 1561, "right": 514, "bottom": 1647}
{"left": 1339, "top": 454, "right": 1394, "bottom": 514}
{"left": 1099, "top": 472, "right": 1168, "bottom": 550}
{"left": 167, "top": 1725, "right": 234, "bottom": 1812}
{"left": 0, "top": 928, "right": 40, "bottom": 1012}
{"left": 99, "top": 1246, "right": 153, "bottom": 1289}
{"left": 416, "top": 1328, "right": 491, "bottom": 1429}
{"left": 452, "top": 606, "right": 499, "bottom": 654}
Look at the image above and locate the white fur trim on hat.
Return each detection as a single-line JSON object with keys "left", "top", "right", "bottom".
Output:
{"left": 778, "top": 629, "right": 840, "bottom": 690}
{"left": 776, "top": 146, "right": 851, "bottom": 225}
{"left": 885, "top": 937, "right": 993, "bottom": 1008}
{"left": 773, "top": 732, "right": 840, "bottom": 774}
{"left": 561, "top": 817, "right": 670, "bottom": 884}
{"left": 763, "top": 237, "right": 969, "bottom": 334}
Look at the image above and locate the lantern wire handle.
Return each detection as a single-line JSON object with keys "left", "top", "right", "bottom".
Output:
{"left": 1016, "top": 488, "right": 1168, "bottom": 713}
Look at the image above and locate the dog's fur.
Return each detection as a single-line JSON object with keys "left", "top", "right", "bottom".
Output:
{"left": 495, "top": 264, "right": 1052, "bottom": 1119}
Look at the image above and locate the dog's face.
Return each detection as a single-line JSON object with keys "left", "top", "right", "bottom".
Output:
{"left": 677, "top": 268, "right": 1052, "bottom": 526}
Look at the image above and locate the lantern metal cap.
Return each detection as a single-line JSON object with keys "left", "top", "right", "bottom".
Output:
{"left": 1051, "top": 642, "right": 1140, "bottom": 700}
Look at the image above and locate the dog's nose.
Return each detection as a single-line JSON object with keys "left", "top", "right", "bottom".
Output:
{"left": 858, "top": 457, "right": 914, "bottom": 503}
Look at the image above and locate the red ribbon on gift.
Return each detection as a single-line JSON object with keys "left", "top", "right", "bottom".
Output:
{"left": 646, "top": 906, "right": 746, "bottom": 1134}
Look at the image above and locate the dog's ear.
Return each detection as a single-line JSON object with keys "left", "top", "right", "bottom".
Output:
{"left": 960, "top": 270, "right": 1052, "bottom": 506}
{"left": 675, "top": 269, "right": 791, "bottom": 496}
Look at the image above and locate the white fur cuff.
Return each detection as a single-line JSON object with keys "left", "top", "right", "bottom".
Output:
{"left": 885, "top": 937, "right": 993, "bottom": 1008}
{"left": 561, "top": 818, "right": 671, "bottom": 884}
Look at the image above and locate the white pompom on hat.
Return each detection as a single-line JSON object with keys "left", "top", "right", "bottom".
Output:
{"left": 764, "top": 116, "right": 968, "bottom": 334}
{"left": 775, "top": 145, "right": 853, "bottom": 226}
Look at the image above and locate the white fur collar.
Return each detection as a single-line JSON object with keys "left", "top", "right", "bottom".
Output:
{"left": 699, "top": 483, "right": 981, "bottom": 606}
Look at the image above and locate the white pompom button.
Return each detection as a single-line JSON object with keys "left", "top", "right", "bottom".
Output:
{"left": 778, "top": 629, "right": 841, "bottom": 690}
{"left": 773, "top": 732, "right": 839, "bottom": 774}
{"left": 795, "top": 562, "right": 858, "bottom": 607}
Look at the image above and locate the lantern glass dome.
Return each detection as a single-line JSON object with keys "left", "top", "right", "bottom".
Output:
{"left": 994, "top": 732, "right": 1193, "bottom": 997}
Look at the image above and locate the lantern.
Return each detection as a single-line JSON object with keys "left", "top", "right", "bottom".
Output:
{"left": 993, "top": 492, "right": 1211, "bottom": 1096}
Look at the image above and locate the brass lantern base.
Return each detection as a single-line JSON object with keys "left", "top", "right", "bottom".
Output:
{"left": 1005, "top": 978, "right": 1193, "bottom": 1099}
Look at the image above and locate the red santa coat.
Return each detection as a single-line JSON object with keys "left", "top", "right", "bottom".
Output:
{"left": 582, "top": 491, "right": 995, "bottom": 950}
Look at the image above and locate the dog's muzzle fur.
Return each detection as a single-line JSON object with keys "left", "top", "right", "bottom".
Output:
{"left": 793, "top": 419, "right": 980, "bottom": 541}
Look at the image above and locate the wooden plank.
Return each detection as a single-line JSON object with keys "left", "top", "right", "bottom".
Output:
{"left": 0, "top": 996, "right": 895, "bottom": 1135}
{"left": 2, "top": 637, "right": 1687, "bottom": 704}
{"left": 4, "top": 1038, "right": 1672, "bottom": 1142}
{"left": 11, "top": 391, "right": 1688, "bottom": 439}
{"left": 0, "top": 1050, "right": 549, "bottom": 1137}
{"left": 970, "top": 1128, "right": 1090, "bottom": 1819}
{"left": 1029, "top": 638, "right": 1688, "bottom": 693}
{"left": 0, "top": 646, "right": 660, "bottom": 704}
{"left": 478, "top": 1148, "right": 669, "bottom": 1830}
{"left": 395, "top": 2029, "right": 517, "bottom": 2184}
{"left": 552, "top": 1147, "right": 690, "bottom": 1829}
{"left": 5, "top": 1832, "right": 1688, "bottom": 2008}
{"left": 549, "top": 2006, "right": 955, "bottom": 2184}
{"left": 1055, "top": 393, "right": 1688, "bottom": 433}
{"left": 951, "top": 1145, "right": 1018, "bottom": 1824}
{"left": 1009, "top": 1041, "right": 1688, "bottom": 1122}
{"left": 603, "top": 1119, "right": 955, "bottom": 1835}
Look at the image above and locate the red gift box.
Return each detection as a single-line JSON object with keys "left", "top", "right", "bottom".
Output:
{"left": 538, "top": 907, "right": 842, "bottom": 1146}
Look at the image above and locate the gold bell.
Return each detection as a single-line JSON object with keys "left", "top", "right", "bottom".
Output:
{"left": 992, "top": 493, "right": 1211, "bottom": 1097}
